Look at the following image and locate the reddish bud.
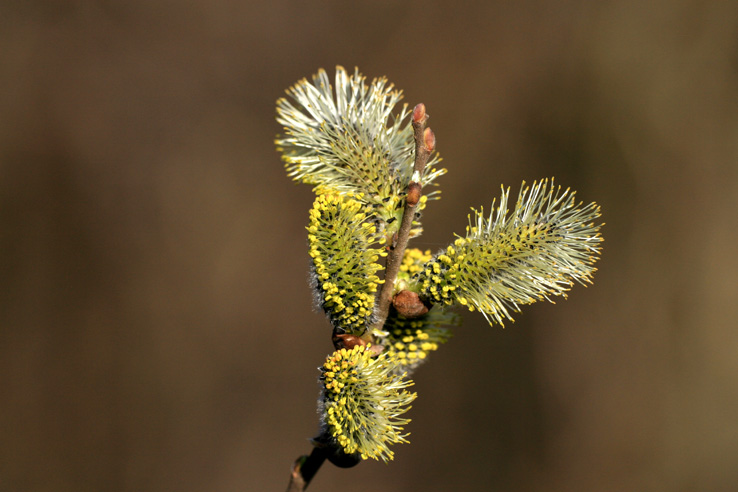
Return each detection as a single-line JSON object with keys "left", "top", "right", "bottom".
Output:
{"left": 392, "top": 290, "right": 431, "bottom": 318}
{"left": 406, "top": 182, "right": 422, "bottom": 207}
{"left": 423, "top": 127, "right": 436, "bottom": 152}
{"left": 412, "top": 103, "right": 426, "bottom": 124}
{"left": 333, "top": 333, "right": 367, "bottom": 350}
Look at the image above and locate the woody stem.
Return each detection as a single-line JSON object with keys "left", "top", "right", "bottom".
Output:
{"left": 370, "top": 103, "right": 434, "bottom": 334}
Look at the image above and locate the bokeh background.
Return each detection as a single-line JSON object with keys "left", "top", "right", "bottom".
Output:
{"left": 2, "top": 1, "right": 737, "bottom": 491}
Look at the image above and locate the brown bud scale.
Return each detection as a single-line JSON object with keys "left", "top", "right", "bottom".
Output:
{"left": 333, "top": 333, "right": 367, "bottom": 350}
{"left": 412, "top": 103, "right": 426, "bottom": 123}
{"left": 392, "top": 290, "right": 431, "bottom": 318}
{"left": 406, "top": 182, "right": 422, "bottom": 207}
{"left": 423, "top": 127, "right": 436, "bottom": 152}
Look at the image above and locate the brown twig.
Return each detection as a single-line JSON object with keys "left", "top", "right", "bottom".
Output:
{"left": 286, "top": 447, "right": 328, "bottom": 492}
{"left": 286, "top": 437, "right": 363, "bottom": 492}
{"left": 370, "top": 103, "right": 435, "bottom": 333}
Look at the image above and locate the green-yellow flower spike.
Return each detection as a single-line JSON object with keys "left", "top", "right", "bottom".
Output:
{"left": 308, "top": 193, "right": 386, "bottom": 334}
{"left": 380, "top": 308, "right": 457, "bottom": 374}
{"left": 275, "top": 66, "right": 445, "bottom": 234}
{"left": 416, "top": 179, "right": 603, "bottom": 326}
{"left": 320, "top": 345, "right": 417, "bottom": 462}
{"left": 396, "top": 248, "right": 433, "bottom": 283}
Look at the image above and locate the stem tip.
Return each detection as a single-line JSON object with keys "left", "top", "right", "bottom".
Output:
{"left": 412, "top": 103, "right": 426, "bottom": 123}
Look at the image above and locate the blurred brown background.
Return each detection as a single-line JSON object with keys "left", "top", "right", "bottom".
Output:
{"left": 2, "top": 1, "right": 737, "bottom": 491}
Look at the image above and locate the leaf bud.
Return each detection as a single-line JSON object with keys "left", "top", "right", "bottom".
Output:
{"left": 412, "top": 103, "right": 426, "bottom": 124}
{"left": 392, "top": 290, "right": 431, "bottom": 318}
{"left": 333, "top": 333, "right": 367, "bottom": 350}
{"left": 423, "top": 127, "right": 436, "bottom": 152}
{"left": 406, "top": 182, "right": 422, "bottom": 207}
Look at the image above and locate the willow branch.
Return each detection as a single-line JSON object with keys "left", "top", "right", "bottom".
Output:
{"left": 286, "top": 447, "right": 328, "bottom": 492}
{"left": 370, "top": 103, "right": 435, "bottom": 333}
